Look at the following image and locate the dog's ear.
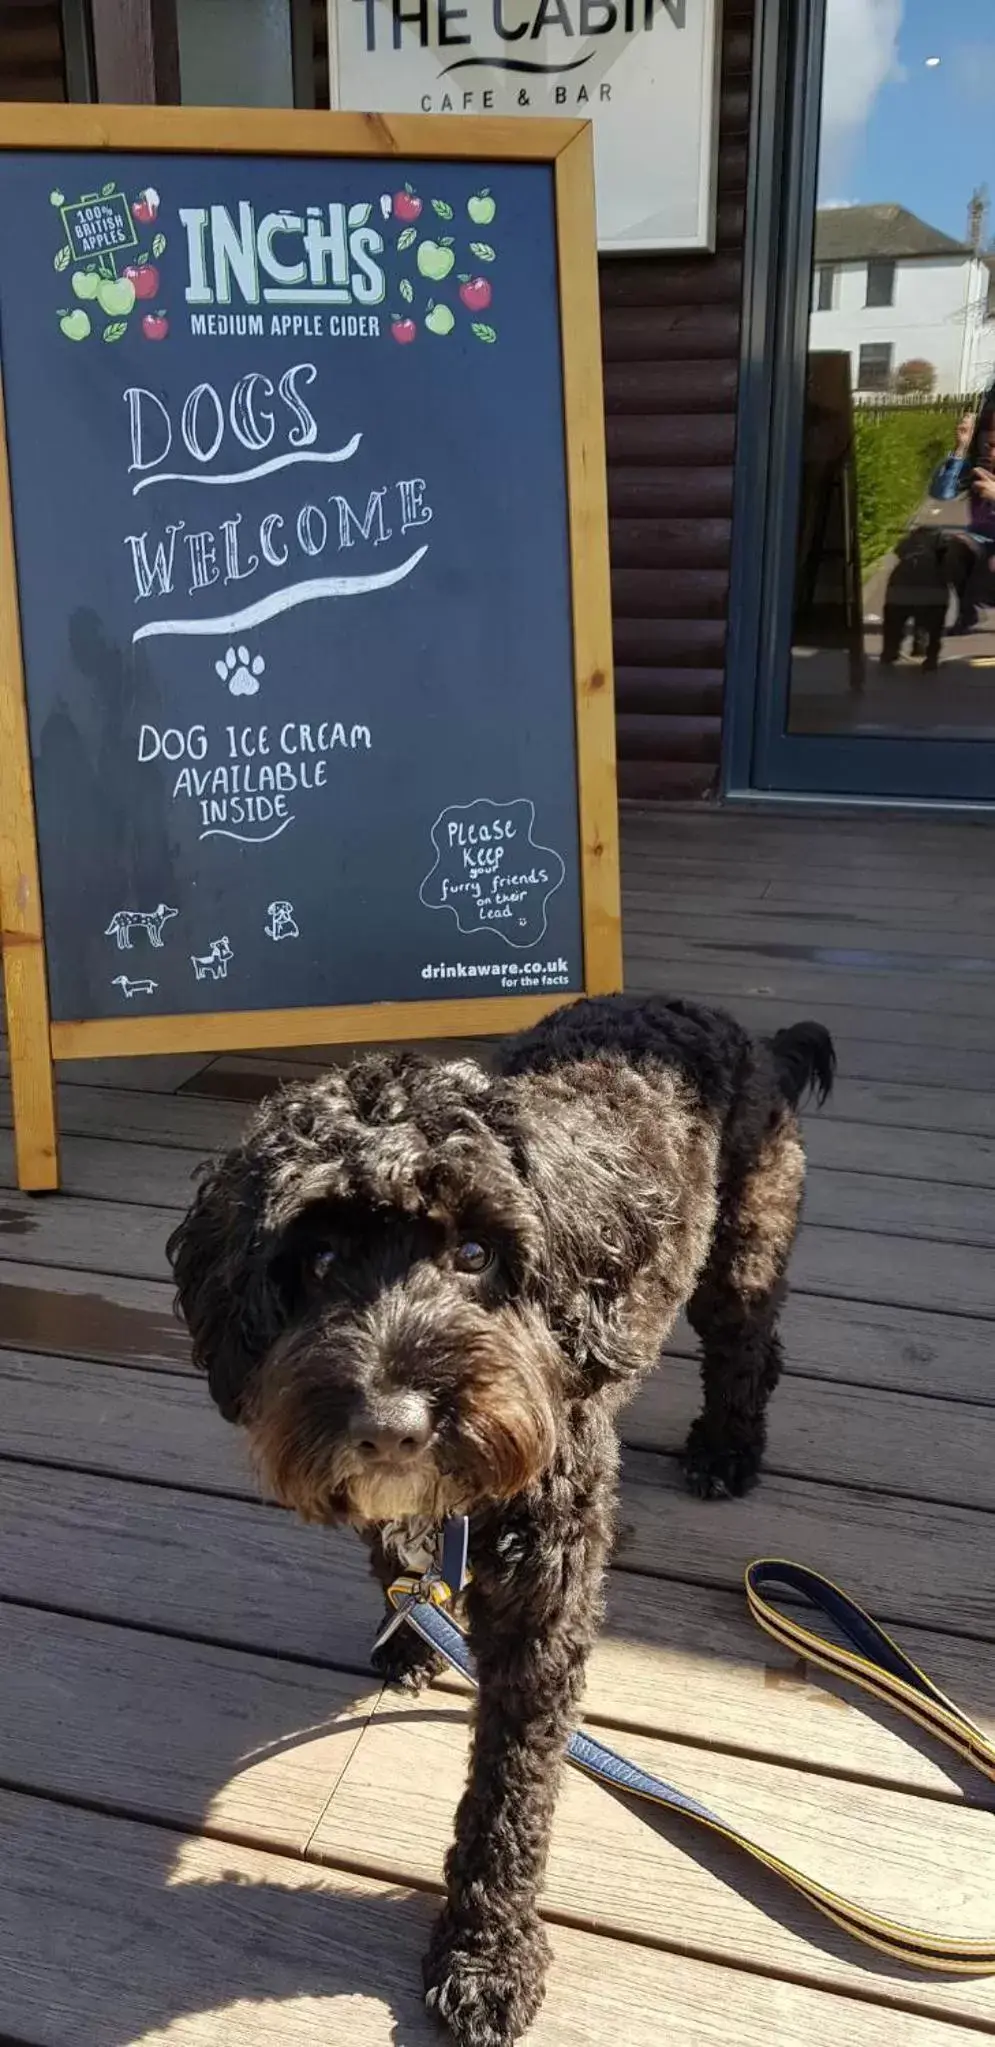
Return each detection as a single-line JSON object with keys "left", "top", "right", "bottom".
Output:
{"left": 167, "top": 1150, "right": 283, "bottom": 1422}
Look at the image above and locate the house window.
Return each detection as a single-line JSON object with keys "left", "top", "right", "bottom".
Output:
{"left": 865, "top": 259, "right": 896, "bottom": 308}
{"left": 857, "top": 342, "right": 893, "bottom": 392}
{"left": 816, "top": 265, "right": 837, "bottom": 311}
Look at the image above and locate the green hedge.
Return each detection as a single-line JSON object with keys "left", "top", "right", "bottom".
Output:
{"left": 853, "top": 405, "right": 962, "bottom": 570}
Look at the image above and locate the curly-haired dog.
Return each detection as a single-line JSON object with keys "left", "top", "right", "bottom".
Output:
{"left": 167, "top": 994, "right": 835, "bottom": 2047}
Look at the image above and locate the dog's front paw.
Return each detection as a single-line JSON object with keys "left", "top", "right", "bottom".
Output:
{"left": 423, "top": 1907, "right": 550, "bottom": 2046}
{"left": 682, "top": 1419, "right": 762, "bottom": 1500}
{"left": 370, "top": 1625, "right": 445, "bottom": 1694}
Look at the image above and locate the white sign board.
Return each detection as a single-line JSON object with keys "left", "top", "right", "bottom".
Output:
{"left": 328, "top": 1, "right": 722, "bottom": 254}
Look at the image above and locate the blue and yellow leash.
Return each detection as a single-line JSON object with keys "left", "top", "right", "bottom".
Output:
{"left": 377, "top": 1517, "right": 995, "bottom": 1976}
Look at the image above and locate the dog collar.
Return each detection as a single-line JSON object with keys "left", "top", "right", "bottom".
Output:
{"left": 372, "top": 1513, "right": 471, "bottom": 1654}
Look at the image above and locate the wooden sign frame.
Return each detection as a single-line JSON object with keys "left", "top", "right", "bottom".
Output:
{"left": 0, "top": 104, "right": 621, "bottom": 1192}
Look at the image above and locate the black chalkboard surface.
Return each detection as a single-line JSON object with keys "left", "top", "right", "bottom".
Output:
{"left": 0, "top": 109, "right": 619, "bottom": 1189}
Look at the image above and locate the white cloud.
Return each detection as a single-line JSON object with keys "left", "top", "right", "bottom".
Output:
{"left": 819, "top": 0, "right": 905, "bottom": 193}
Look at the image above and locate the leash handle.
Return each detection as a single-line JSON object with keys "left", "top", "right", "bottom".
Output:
{"left": 388, "top": 1526, "right": 995, "bottom": 1976}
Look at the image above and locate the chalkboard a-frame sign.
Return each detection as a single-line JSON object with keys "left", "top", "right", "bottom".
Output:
{"left": 0, "top": 105, "right": 620, "bottom": 1191}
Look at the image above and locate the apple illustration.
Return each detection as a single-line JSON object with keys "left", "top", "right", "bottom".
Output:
{"left": 417, "top": 240, "right": 455, "bottom": 282}
{"left": 467, "top": 190, "right": 496, "bottom": 225}
{"left": 72, "top": 269, "right": 101, "bottom": 301}
{"left": 59, "top": 309, "right": 90, "bottom": 341}
{"left": 124, "top": 262, "right": 159, "bottom": 300}
{"left": 459, "top": 276, "right": 492, "bottom": 312}
{"left": 97, "top": 275, "right": 136, "bottom": 317}
{"left": 132, "top": 186, "right": 160, "bottom": 225}
{"left": 394, "top": 187, "right": 422, "bottom": 223}
{"left": 391, "top": 316, "right": 417, "bottom": 344}
{"left": 142, "top": 310, "right": 169, "bottom": 340}
{"left": 425, "top": 302, "right": 455, "bottom": 336}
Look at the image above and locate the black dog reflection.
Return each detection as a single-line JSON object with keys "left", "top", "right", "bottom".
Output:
{"left": 880, "top": 528, "right": 962, "bottom": 671}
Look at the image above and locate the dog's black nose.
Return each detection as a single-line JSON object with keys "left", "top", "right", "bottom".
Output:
{"left": 349, "top": 1392, "right": 432, "bottom": 1461}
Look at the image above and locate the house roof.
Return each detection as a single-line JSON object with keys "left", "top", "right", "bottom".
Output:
{"left": 815, "top": 204, "right": 972, "bottom": 264}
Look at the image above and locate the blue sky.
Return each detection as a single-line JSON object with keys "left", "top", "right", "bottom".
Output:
{"left": 818, "top": 0, "right": 995, "bottom": 243}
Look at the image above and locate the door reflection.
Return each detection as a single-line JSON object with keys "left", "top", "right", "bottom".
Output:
{"left": 788, "top": 1, "right": 995, "bottom": 740}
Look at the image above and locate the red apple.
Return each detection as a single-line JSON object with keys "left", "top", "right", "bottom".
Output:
{"left": 124, "top": 262, "right": 159, "bottom": 300}
{"left": 142, "top": 310, "right": 169, "bottom": 340}
{"left": 459, "top": 276, "right": 492, "bottom": 312}
{"left": 132, "top": 186, "right": 160, "bottom": 225}
{"left": 394, "top": 189, "right": 422, "bottom": 223}
{"left": 391, "top": 316, "right": 417, "bottom": 345}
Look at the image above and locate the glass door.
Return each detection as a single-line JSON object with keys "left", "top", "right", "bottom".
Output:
{"left": 749, "top": 0, "right": 995, "bottom": 802}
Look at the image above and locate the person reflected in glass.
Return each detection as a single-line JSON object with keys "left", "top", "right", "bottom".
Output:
{"left": 930, "top": 410, "right": 995, "bottom": 632}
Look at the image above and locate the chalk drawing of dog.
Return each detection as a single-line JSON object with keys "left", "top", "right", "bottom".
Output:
{"left": 112, "top": 975, "right": 158, "bottom": 998}
{"left": 105, "top": 904, "right": 178, "bottom": 951}
{"left": 191, "top": 937, "right": 233, "bottom": 982}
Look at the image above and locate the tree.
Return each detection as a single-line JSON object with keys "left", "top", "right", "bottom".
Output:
{"left": 895, "top": 358, "right": 936, "bottom": 396}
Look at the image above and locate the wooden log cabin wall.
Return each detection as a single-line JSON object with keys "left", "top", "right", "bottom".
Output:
{"left": 2, "top": 0, "right": 755, "bottom": 804}
{"left": 603, "top": 0, "right": 752, "bottom": 801}
{"left": 0, "top": 1, "right": 68, "bottom": 98}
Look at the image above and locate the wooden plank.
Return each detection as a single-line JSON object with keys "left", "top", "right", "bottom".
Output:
{"left": 0, "top": 1185, "right": 176, "bottom": 1281}
{"left": 312, "top": 1687, "right": 995, "bottom": 2031}
{"left": 0, "top": 101, "right": 592, "bottom": 158}
{"left": 10, "top": 1336, "right": 995, "bottom": 1522}
{"left": 0, "top": 1349, "right": 239, "bottom": 1492}
{"left": 623, "top": 871, "right": 995, "bottom": 919}
{"left": 4, "top": 1165, "right": 987, "bottom": 1318}
{"left": 0, "top": 1261, "right": 185, "bottom": 1368}
{"left": 623, "top": 904, "right": 995, "bottom": 962}
{"left": 0, "top": 1461, "right": 378, "bottom": 1666}
{"left": 802, "top": 1167, "right": 995, "bottom": 1247}
{"left": 50, "top": 989, "right": 566, "bottom": 1065}
{"left": 554, "top": 125, "right": 623, "bottom": 1004}
{"left": 0, "top": 1077, "right": 246, "bottom": 1150}
{"left": 735, "top": 1291, "right": 995, "bottom": 1403}
{"left": 7, "top": 1555, "right": 995, "bottom": 1832}
{"left": 57, "top": 1051, "right": 217, "bottom": 1091}
{"left": 627, "top": 1359, "right": 995, "bottom": 1509}
{"left": 804, "top": 1117, "right": 995, "bottom": 1191}
{"left": 793, "top": 1224, "right": 994, "bottom": 1317}
{"left": 3, "top": 1247, "right": 988, "bottom": 1406}
{"left": 669, "top": 989, "right": 995, "bottom": 1057}
{"left": 615, "top": 1447, "right": 995, "bottom": 1637}
{"left": 4, "top": 1791, "right": 966, "bottom": 2047}
{"left": 622, "top": 811, "right": 992, "bottom": 855}
{"left": 0, "top": 1604, "right": 373, "bottom": 1847}
{"left": 0, "top": 367, "right": 57, "bottom": 1189}
{"left": 7, "top": 1442, "right": 995, "bottom": 1808}
{"left": 627, "top": 948, "right": 995, "bottom": 1023}
{"left": 807, "top": 1079, "right": 994, "bottom": 1138}
{"left": 3, "top": 1457, "right": 990, "bottom": 1825}
{"left": 609, "top": 466, "right": 734, "bottom": 516}
{"left": 0, "top": 1123, "right": 198, "bottom": 1208}
{"left": 8, "top": 1431, "right": 995, "bottom": 1653}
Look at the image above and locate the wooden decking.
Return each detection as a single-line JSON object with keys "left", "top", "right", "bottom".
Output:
{"left": 3, "top": 805, "right": 995, "bottom": 2045}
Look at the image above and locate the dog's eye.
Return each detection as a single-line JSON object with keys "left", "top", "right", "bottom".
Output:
{"left": 454, "top": 1239, "right": 492, "bottom": 1275}
{"left": 312, "top": 1248, "right": 337, "bottom": 1281}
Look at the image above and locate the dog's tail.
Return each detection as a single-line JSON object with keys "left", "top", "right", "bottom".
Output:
{"left": 770, "top": 1021, "right": 836, "bottom": 1108}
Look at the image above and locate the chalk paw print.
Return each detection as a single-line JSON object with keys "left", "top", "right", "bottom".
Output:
{"left": 216, "top": 645, "right": 264, "bottom": 697}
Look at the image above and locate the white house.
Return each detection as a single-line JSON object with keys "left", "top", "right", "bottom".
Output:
{"left": 811, "top": 203, "right": 995, "bottom": 399}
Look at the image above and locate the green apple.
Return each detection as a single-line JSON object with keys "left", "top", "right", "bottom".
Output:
{"left": 96, "top": 275, "right": 136, "bottom": 317}
{"left": 425, "top": 302, "right": 455, "bottom": 336}
{"left": 467, "top": 191, "right": 496, "bottom": 225}
{"left": 72, "top": 269, "right": 101, "bottom": 301}
{"left": 59, "top": 309, "right": 91, "bottom": 341}
{"left": 417, "top": 240, "right": 455, "bottom": 282}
